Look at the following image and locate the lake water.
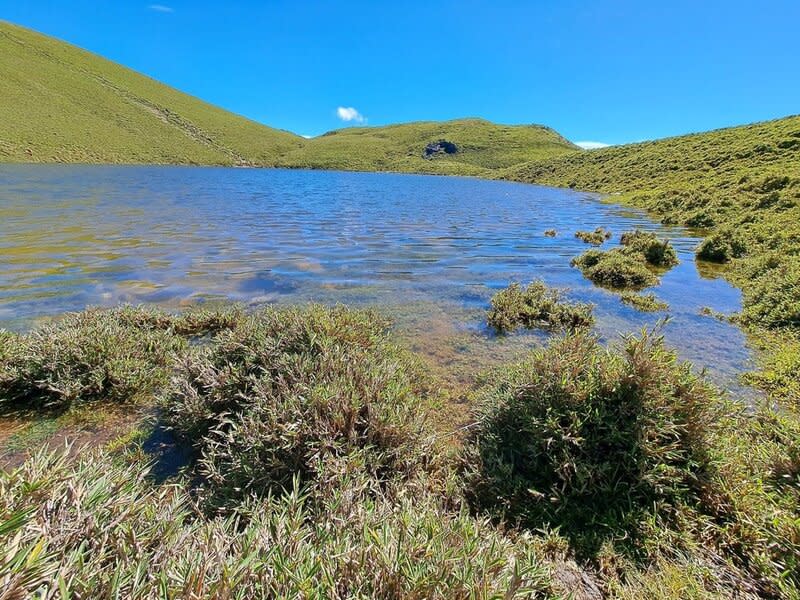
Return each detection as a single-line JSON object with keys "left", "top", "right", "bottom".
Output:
{"left": 0, "top": 165, "right": 753, "bottom": 393}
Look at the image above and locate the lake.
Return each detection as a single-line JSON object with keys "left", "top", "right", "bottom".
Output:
{"left": 0, "top": 165, "right": 753, "bottom": 393}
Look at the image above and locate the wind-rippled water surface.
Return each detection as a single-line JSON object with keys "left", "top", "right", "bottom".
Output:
{"left": 0, "top": 165, "right": 753, "bottom": 392}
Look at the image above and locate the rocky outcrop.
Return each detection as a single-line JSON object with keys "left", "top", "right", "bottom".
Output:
{"left": 423, "top": 139, "right": 458, "bottom": 159}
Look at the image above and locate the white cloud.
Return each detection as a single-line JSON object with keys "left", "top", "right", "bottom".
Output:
{"left": 148, "top": 4, "right": 174, "bottom": 13}
{"left": 575, "top": 141, "right": 610, "bottom": 150}
{"left": 336, "top": 106, "right": 366, "bottom": 124}
{"left": 301, "top": 134, "right": 314, "bottom": 139}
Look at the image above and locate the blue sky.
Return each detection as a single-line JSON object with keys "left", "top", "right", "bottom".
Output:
{"left": 2, "top": 1, "right": 798, "bottom": 145}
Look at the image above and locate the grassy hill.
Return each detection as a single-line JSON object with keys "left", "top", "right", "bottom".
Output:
{"left": 0, "top": 21, "right": 304, "bottom": 165}
{"left": 506, "top": 115, "right": 800, "bottom": 409}
{"left": 279, "top": 119, "right": 578, "bottom": 175}
{"left": 0, "top": 21, "right": 577, "bottom": 171}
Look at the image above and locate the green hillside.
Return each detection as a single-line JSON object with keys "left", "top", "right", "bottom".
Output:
{"left": 0, "top": 22, "right": 577, "bottom": 171}
{"left": 506, "top": 115, "right": 800, "bottom": 408}
{"left": 0, "top": 21, "right": 303, "bottom": 165}
{"left": 279, "top": 119, "right": 578, "bottom": 175}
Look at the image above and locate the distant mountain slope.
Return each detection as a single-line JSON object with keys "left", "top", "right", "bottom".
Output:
{"left": 278, "top": 119, "right": 578, "bottom": 175}
{"left": 0, "top": 21, "right": 303, "bottom": 165}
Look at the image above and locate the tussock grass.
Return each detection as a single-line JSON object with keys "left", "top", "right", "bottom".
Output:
{"left": 0, "top": 308, "right": 186, "bottom": 411}
{"left": 0, "top": 306, "right": 246, "bottom": 413}
{"left": 463, "top": 329, "right": 722, "bottom": 560}
{"left": 487, "top": 281, "right": 594, "bottom": 333}
{"left": 571, "top": 230, "right": 677, "bottom": 290}
{"left": 165, "top": 305, "right": 441, "bottom": 510}
{"left": 571, "top": 249, "right": 659, "bottom": 289}
{"left": 0, "top": 448, "right": 555, "bottom": 599}
{"left": 463, "top": 327, "right": 800, "bottom": 596}
{"left": 575, "top": 227, "right": 612, "bottom": 245}
{"left": 619, "top": 229, "right": 679, "bottom": 268}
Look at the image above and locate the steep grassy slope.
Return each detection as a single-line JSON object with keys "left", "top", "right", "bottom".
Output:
{"left": 0, "top": 21, "right": 303, "bottom": 165}
{"left": 278, "top": 119, "right": 578, "bottom": 175}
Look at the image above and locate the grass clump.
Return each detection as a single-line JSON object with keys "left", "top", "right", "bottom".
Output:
{"left": 0, "top": 448, "right": 555, "bottom": 599}
{"left": 575, "top": 227, "right": 612, "bottom": 245}
{"left": 619, "top": 229, "right": 679, "bottom": 267}
{"left": 620, "top": 292, "right": 669, "bottom": 312}
{"left": 463, "top": 329, "right": 721, "bottom": 559}
{"left": 696, "top": 230, "right": 747, "bottom": 263}
{"left": 487, "top": 280, "right": 594, "bottom": 333}
{"left": 165, "top": 304, "right": 438, "bottom": 510}
{"left": 544, "top": 228, "right": 557, "bottom": 237}
{"left": 111, "top": 303, "right": 245, "bottom": 335}
{"left": 571, "top": 249, "right": 659, "bottom": 289}
{"left": 0, "top": 308, "right": 187, "bottom": 411}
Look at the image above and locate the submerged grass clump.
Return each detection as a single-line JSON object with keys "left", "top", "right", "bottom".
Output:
{"left": 165, "top": 305, "right": 440, "bottom": 510}
{"left": 619, "top": 229, "right": 679, "bottom": 267}
{"left": 571, "top": 249, "right": 659, "bottom": 289}
{"left": 571, "top": 230, "right": 677, "bottom": 290}
{"left": 463, "top": 329, "right": 721, "bottom": 559}
{"left": 544, "top": 228, "right": 557, "bottom": 237}
{"left": 487, "top": 280, "right": 594, "bottom": 333}
{"left": 575, "top": 226, "right": 612, "bottom": 245}
{"left": 620, "top": 292, "right": 669, "bottom": 312}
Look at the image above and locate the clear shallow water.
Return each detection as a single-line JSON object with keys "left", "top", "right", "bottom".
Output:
{"left": 0, "top": 165, "right": 753, "bottom": 393}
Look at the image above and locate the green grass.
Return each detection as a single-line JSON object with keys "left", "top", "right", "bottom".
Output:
{"left": 487, "top": 280, "right": 595, "bottom": 333}
{"left": 276, "top": 118, "right": 578, "bottom": 175}
{"left": 505, "top": 115, "right": 800, "bottom": 332}
{"left": 0, "top": 21, "right": 577, "bottom": 172}
{"left": 2, "top": 306, "right": 800, "bottom": 597}
{"left": 0, "top": 21, "right": 303, "bottom": 165}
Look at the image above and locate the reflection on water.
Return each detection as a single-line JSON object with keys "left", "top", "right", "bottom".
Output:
{"left": 0, "top": 165, "right": 753, "bottom": 393}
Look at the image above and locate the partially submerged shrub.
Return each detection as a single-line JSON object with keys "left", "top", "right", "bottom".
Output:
{"left": 544, "top": 228, "right": 557, "bottom": 237}
{"left": 0, "top": 448, "right": 554, "bottom": 599}
{"left": 696, "top": 231, "right": 747, "bottom": 263}
{"left": 572, "top": 249, "right": 659, "bottom": 289}
{"left": 575, "top": 227, "right": 612, "bottom": 245}
{"left": 0, "top": 308, "right": 186, "bottom": 411}
{"left": 463, "top": 329, "right": 721, "bottom": 558}
{"left": 487, "top": 281, "right": 595, "bottom": 333}
{"left": 166, "top": 305, "right": 437, "bottom": 509}
{"left": 620, "top": 292, "right": 669, "bottom": 312}
{"left": 619, "top": 229, "right": 679, "bottom": 267}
